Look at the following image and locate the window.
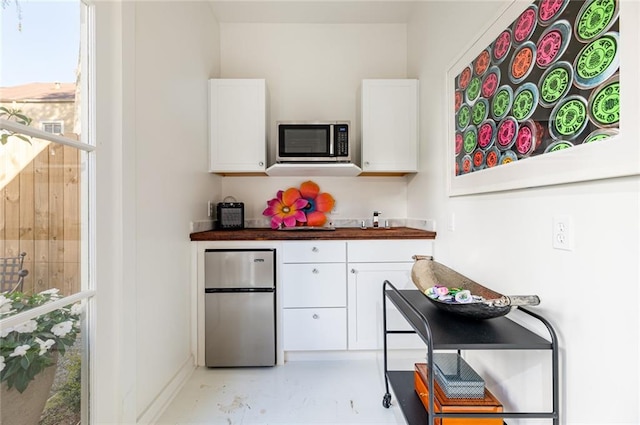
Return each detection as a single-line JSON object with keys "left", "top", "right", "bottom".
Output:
{"left": 1, "top": 1, "right": 94, "bottom": 423}
{"left": 41, "top": 120, "right": 64, "bottom": 134}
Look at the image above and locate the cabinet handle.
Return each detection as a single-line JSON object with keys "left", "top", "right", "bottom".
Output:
{"left": 312, "top": 246, "right": 319, "bottom": 253}
{"left": 312, "top": 314, "right": 319, "bottom": 319}
{"left": 312, "top": 268, "right": 319, "bottom": 274}
{"left": 351, "top": 268, "right": 357, "bottom": 274}
{"left": 259, "top": 161, "right": 264, "bottom": 166}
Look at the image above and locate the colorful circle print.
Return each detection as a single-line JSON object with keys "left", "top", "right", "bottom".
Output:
{"left": 496, "top": 117, "right": 519, "bottom": 150}
{"left": 458, "top": 66, "right": 473, "bottom": 90}
{"left": 509, "top": 41, "right": 537, "bottom": 84}
{"left": 515, "top": 120, "right": 538, "bottom": 156}
{"left": 574, "top": 32, "right": 619, "bottom": 89}
{"left": 512, "top": 83, "right": 539, "bottom": 122}
{"left": 461, "top": 155, "right": 473, "bottom": 174}
{"left": 538, "top": 61, "right": 573, "bottom": 108}
{"left": 491, "top": 85, "right": 514, "bottom": 120}
{"left": 455, "top": 132, "right": 464, "bottom": 155}
{"left": 513, "top": 5, "right": 538, "bottom": 44}
{"left": 544, "top": 140, "right": 574, "bottom": 153}
{"left": 472, "top": 99, "right": 489, "bottom": 126}
{"left": 457, "top": 104, "right": 471, "bottom": 131}
{"left": 584, "top": 128, "right": 619, "bottom": 143}
{"left": 536, "top": 20, "right": 571, "bottom": 69}
{"left": 538, "top": 0, "right": 570, "bottom": 27}
{"left": 492, "top": 29, "right": 512, "bottom": 65}
{"left": 575, "top": 0, "right": 619, "bottom": 42}
{"left": 477, "top": 120, "right": 496, "bottom": 150}
{"left": 474, "top": 49, "right": 491, "bottom": 76}
{"left": 500, "top": 150, "right": 518, "bottom": 165}
{"left": 549, "top": 95, "right": 588, "bottom": 140}
{"left": 481, "top": 66, "right": 501, "bottom": 98}
{"left": 472, "top": 149, "right": 486, "bottom": 170}
{"left": 466, "top": 76, "right": 482, "bottom": 103}
{"left": 454, "top": 90, "right": 463, "bottom": 112}
{"left": 463, "top": 126, "right": 478, "bottom": 154}
{"left": 485, "top": 147, "right": 500, "bottom": 168}
{"left": 588, "top": 74, "right": 619, "bottom": 128}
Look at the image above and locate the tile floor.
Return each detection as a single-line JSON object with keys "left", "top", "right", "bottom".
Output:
{"left": 156, "top": 354, "right": 421, "bottom": 425}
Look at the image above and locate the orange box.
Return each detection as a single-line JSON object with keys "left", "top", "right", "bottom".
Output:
{"left": 414, "top": 363, "right": 503, "bottom": 425}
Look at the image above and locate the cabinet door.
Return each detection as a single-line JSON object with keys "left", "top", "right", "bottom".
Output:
{"left": 209, "top": 79, "right": 266, "bottom": 173}
{"left": 361, "top": 79, "right": 419, "bottom": 173}
{"left": 282, "top": 241, "right": 346, "bottom": 263}
{"left": 283, "top": 308, "right": 347, "bottom": 351}
{"left": 347, "top": 262, "right": 422, "bottom": 350}
{"left": 282, "top": 263, "right": 347, "bottom": 308}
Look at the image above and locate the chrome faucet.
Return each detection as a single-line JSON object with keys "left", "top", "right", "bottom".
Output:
{"left": 373, "top": 211, "right": 381, "bottom": 228}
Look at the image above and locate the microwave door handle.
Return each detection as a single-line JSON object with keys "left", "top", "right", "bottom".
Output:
{"left": 329, "top": 127, "right": 335, "bottom": 156}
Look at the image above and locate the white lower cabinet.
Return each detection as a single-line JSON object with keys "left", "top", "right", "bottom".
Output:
{"left": 347, "top": 240, "right": 433, "bottom": 350}
{"left": 282, "top": 241, "right": 347, "bottom": 351}
{"left": 281, "top": 238, "right": 433, "bottom": 352}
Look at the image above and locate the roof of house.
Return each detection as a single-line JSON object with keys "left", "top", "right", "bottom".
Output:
{"left": 0, "top": 82, "right": 76, "bottom": 102}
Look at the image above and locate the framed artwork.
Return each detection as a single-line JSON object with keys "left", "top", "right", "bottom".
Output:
{"left": 447, "top": 0, "right": 639, "bottom": 196}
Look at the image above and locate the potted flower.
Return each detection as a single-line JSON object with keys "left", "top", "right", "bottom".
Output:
{"left": 0, "top": 289, "right": 83, "bottom": 425}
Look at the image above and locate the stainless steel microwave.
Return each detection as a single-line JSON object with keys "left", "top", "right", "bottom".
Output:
{"left": 276, "top": 121, "right": 351, "bottom": 163}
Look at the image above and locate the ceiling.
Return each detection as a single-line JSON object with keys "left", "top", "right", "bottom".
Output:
{"left": 207, "top": 1, "right": 423, "bottom": 23}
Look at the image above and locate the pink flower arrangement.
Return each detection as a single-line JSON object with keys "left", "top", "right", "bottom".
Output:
{"left": 262, "top": 181, "right": 335, "bottom": 229}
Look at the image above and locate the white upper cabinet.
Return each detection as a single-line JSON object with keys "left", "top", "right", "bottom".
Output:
{"left": 360, "top": 79, "right": 419, "bottom": 173}
{"left": 209, "top": 79, "right": 267, "bottom": 173}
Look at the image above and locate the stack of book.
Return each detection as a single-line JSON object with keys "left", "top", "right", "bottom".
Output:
{"left": 413, "top": 354, "right": 503, "bottom": 425}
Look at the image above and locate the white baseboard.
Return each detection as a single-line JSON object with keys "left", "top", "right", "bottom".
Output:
{"left": 136, "top": 355, "right": 195, "bottom": 425}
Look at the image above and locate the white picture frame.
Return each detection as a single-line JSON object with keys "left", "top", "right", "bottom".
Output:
{"left": 447, "top": 0, "right": 639, "bottom": 197}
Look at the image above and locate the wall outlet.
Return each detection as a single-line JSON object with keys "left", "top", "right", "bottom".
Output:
{"left": 552, "top": 215, "right": 574, "bottom": 251}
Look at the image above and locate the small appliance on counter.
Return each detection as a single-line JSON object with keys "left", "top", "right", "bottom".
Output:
{"left": 215, "top": 196, "right": 244, "bottom": 230}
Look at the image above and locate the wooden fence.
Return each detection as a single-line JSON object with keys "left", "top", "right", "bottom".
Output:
{"left": 1, "top": 142, "right": 81, "bottom": 296}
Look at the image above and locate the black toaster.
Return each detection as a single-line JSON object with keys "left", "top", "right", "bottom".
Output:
{"left": 216, "top": 202, "right": 245, "bottom": 230}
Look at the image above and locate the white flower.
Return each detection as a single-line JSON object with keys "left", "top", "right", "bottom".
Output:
{"left": 0, "top": 356, "right": 5, "bottom": 372}
{"left": 1, "top": 326, "right": 14, "bottom": 338}
{"left": 70, "top": 303, "right": 84, "bottom": 316}
{"left": 51, "top": 321, "right": 73, "bottom": 337}
{"left": 9, "top": 345, "right": 31, "bottom": 357}
{"left": 14, "top": 319, "right": 38, "bottom": 333}
{"left": 39, "top": 288, "right": 61, "bottom": 300}
{"left": 35, "top": 338, "right": 56, "bottom": 355}
{"left": 454, "top": 290, "right": 473, "bottom": 304}
{"left": 0, "top": 295, "right": 13, "bottom": 314}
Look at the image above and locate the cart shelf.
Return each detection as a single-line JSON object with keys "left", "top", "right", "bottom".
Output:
{"left": 381, "top": 281, "right": 559, "bottom": 425}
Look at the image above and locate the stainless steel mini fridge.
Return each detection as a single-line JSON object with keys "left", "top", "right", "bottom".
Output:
{"left": 204, "top": 249, "right": 276, "bottom": 367}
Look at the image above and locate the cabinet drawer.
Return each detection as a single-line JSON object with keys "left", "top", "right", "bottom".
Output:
{"left": 283, "top": 308, "right": 347, "bottom": 351}
{"left": 282, "top": 263, "right": 346, "bottom": 307}
{"left": 282, "top": 241, "right": 346, "bottom": 263}
{"left": 347, "top": 239, "right": 432, "bottom": 263}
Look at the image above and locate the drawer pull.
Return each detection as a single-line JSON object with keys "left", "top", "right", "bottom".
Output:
{"left": 312, "top": 246, "right": 319, "bottom": 253}
{"left": 312, "top": 268, "right": 319, "bottom": 274}
{"left": 312, "top": 314, "right": 319, "bottom": 319}
{"left": 351, "top": 268, "right": 356, "bottom": 274}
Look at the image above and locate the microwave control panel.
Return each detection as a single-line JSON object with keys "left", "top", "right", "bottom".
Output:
{"left": 334, "top": 124, "right": 349, "bottom": 157}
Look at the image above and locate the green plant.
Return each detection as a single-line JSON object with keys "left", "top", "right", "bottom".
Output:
{"left": 0, "top": 106, "right": 33, "bottom": 145}
{"left": 40, "top": 351, "right": 82, "bottom": 425}
{"left": 0, "top": 289, "right": 82, "bottom": 393}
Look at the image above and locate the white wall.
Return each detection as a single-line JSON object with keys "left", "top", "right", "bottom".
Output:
{"left": 94, "top": 1, "right": 221, "bottom": 423}
{"left": 408, "top": 2, "right": 639, "bottom": 424}
{"left": 218, "top": 23, "right": 411, "bottom": 220}
{"left": 133, "top": 2, "right": 221, "bottom": 420}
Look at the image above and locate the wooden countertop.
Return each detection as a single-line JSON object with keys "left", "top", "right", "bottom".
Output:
{"left": 190, "top": 226, "right": 436, "bottom": 241}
